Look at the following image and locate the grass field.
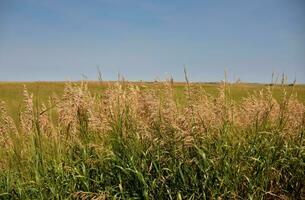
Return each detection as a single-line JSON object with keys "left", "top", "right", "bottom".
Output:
{"left": 1, "top": 81, "right": 305, "bottom": 122}
{"left": 0, "top": 81, "right": 305, "bottom": 199}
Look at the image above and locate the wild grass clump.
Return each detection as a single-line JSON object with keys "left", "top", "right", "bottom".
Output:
{"left": 0, "top": 80, "right": 304, "bottom": 199}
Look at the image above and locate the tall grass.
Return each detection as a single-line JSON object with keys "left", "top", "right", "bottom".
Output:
{"left": 0, "top": 80, "right": 304, "bottom": 199}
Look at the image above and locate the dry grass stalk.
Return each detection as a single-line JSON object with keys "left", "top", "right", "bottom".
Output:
{"left": 0, "top": 101, "right": 17, "bottom": 147}
{"left": 20, "top": 85, "right": 34, "bottom": 134}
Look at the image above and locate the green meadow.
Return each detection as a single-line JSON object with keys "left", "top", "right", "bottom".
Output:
{"left": 1, "top": 81, "right": 304, "bottom": 121}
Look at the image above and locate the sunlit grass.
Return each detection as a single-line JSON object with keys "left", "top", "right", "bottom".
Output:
{"left": 0, "top": 80, "right": 304, "bottom": 199}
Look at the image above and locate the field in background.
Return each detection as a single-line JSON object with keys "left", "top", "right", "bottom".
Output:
{"left": 1, "top": 81, "right": 305, "bottom": 121}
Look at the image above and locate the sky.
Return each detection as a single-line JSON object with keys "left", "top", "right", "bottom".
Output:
{"left": 0, "top": 0, "right": 304, "bottom": 83}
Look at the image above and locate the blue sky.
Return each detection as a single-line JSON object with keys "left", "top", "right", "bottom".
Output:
{"left": 0, "top": 0, "right": 304, "bottom": 82}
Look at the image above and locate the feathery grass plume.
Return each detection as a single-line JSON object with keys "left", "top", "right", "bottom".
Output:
{"left": 102, "top": 81, "right": 128, "bottom": 136}
{"left": 281, "top": 95, "right": 305, "bottom": 135}
{"left": 212, "top": 83, "right": 230, "bottom": 127}
{"left": 87, "top": 95, "right": 109, "bottom": 134}
{"left": 158, "top": 81, "right": 179, "bottom": 129}
{"left": 177, "top": 84, "right": 203, "bottom": 145}
{"left": 20, "top": 85, "right": 34, "bottom": 134}
{"left": 238, "top": 87, "right": 280, "bottom": 129}
{"left": 181, "top": 83, "right": 233, "bottom": 135}
{"left": 0, "top": 101, "right": 17, "bottom": 148}
{"left": 104, "top": 81, "right": 153, "bottom": 139}
{"left": 38, "top": 103, "right": 53, "bottom": 136}
{"left": 121, "top": 84, "right": 151, "bottom": 138}
{"left": 129, "top": 84, "right": 159, "bottom": 140}
{"left": 57, "top": 81, "right": 94, "bottom": 136}
{"left": 156, "top": 81, "right": 186, "bottom": 150}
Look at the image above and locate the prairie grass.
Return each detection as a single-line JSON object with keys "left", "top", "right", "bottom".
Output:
{"left": 1, "top": 81, "right": 305, "bottom": 121}
{"left": 0, "top": 80, "right": 304, "bottom": 199}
